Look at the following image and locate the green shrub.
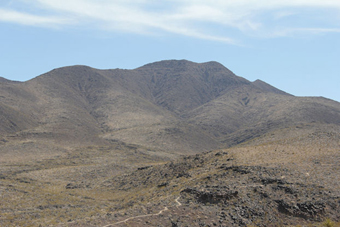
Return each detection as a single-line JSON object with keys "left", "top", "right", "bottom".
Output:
{"left": 322, "top": 218, "right": 335, "bottom": 227}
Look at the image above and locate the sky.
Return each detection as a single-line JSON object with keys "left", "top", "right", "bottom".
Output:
{"left": 0, "top": 0, "right": 339, "bottom": 102}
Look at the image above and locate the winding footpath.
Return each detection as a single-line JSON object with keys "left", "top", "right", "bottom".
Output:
{"left": 175, "top": 196, "right": 182, "bottom": 207}
{"left": 103, "top": 196, "right": 181, "bottom": 226}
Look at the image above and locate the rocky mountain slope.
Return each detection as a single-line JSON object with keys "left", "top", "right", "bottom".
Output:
{"left": 1, "top": 60, "right": 340, "bottom": 153}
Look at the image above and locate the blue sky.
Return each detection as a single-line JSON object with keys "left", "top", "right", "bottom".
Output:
{"left": 1, "top": 0, "right": 339, "bottom": 102}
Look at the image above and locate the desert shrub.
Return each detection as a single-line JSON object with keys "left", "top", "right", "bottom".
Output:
{"left": 322, "top": 218, "right": 335, "bottom": 227}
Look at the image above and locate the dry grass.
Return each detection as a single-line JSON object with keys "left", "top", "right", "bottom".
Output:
{"left": 0, "top": 141, "right": 174, "bottom": 226}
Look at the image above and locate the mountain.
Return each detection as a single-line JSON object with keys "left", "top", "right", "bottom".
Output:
{"left": 1, "top": 60, "right": 339, "bottom": 152}
{"left": 1, "top": 59, "right": 340, "bottom": 153}
{"left": 134, "top": 60, "right": 250, "bottom": 114}
{"left": 1, "top": 60, "right": 340, "bottom": 226}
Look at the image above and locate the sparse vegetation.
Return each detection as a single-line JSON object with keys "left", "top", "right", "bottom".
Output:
{"left": 321, "top": 218, "right": 337, "bottom": 227}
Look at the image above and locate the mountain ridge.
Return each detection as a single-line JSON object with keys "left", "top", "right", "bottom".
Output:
{"left": 252, "top": 79, "right": 292, "bottom": 96}
{"left": 1, "top": 60, "right": 340, "bottom": 152}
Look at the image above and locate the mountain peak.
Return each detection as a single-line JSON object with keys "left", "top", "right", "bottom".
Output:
{"left": 50, "top": 65, "right": 95, "bottom": 73}
{"left": 200, "top": 61, "right": 226, "bottom": 68}
{"left": 252, "top": 79, "right": 292, "bottom": 96}
{"left": 138, "top": 59, "right": 196, "bottom": 69}
{"left": 0, "top": 77, "right": 10, "bottom": 83}
{"left": 0, "top": 76, "right": 21, "bottom": 84}
{"left": 139, "top": 60, "right": 228, "bottom": 70}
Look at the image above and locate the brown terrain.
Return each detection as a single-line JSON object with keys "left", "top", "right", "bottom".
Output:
{"left": 0, "top": 60, "right": 339, "bottom": 226}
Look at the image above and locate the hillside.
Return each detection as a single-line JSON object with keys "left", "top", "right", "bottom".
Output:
{"left": 0, "top": 60, "right": 340, "bottom": 226}
{"left": 1, "top": 121, "right": 339, "bottom": 226}
{"left": 94, "top": 124, "right": 340, "bottom": 226}
{"left": 185, "top": 84, "right": 340, "bottom": 146}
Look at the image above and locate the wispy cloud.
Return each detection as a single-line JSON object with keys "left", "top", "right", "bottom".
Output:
{"left": 0, "top": 8, "right": 71, "bottom": 26}
{"left": 0, "top": 0, "right": 340, "bottom": 43}
{"left": 272, "top": 27, "right": 340, "bottom": 37}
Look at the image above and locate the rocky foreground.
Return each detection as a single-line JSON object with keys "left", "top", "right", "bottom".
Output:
{"left": 67, "top": 130, "right": 340, "bottom": 227}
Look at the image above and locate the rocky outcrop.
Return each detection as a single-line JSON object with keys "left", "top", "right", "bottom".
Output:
{"left": 181, "top": 187, "right": 238, "bottom": 204}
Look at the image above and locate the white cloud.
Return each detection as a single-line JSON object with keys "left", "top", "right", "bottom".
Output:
{"left": 0, "top": 8, "right": 71, "bottom": 26}
{"left": 0, "top": 0, "right": 340, "bottom": 42}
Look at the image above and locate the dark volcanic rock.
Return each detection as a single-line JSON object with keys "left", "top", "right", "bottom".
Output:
{"left": 65, "top": 182, "right": 90, "bottom": 189}
{"left": 181, "top": 187, "right": 238, "bottom": 204}
{"left": 276, "top": 199, "right": 326, "bottom": 220}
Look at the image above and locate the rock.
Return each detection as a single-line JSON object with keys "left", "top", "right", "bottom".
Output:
{"left": 138, "top": 166, "right": 152, "bottom": 170}
{"left": 158, "top": 182, "right": 168, "bottom": 188}
{"left": 181, "top": 187, "right": 238, "bottom": 204}
{"left": 65, "top": 182, "right": 89, "bottom": 189}
{"left": 276, "top": 199, "right": 325, "bottom": 219}
{"left": 65, "top": 183, "right": 79, "bottom": 189}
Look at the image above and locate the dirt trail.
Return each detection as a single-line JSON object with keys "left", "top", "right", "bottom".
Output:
{"left": 103, "top": 196, "right": 181, "bottom": 226}
{"left": 175, "top": 196, "right": 181, "bottom": 207}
